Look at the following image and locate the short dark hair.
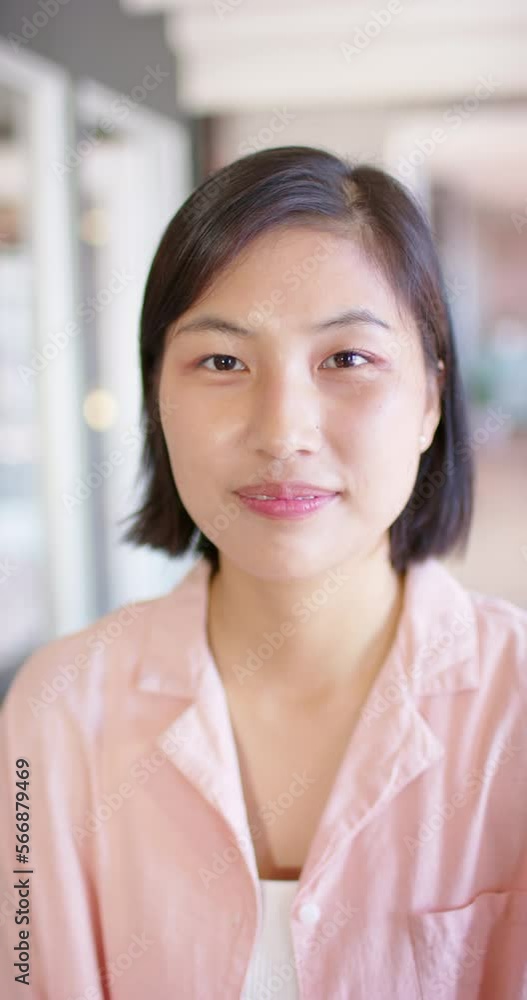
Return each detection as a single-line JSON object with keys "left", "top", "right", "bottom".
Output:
{"left": 120, "top": 144, "right": 474, "bottom": 576}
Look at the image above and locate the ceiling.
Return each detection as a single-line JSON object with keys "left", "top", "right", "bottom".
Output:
{"left": 116, "top": 0, "right": 527, "bottom": 211}
{"left": 119, "top": 0, "right": 526, "bottom": 114}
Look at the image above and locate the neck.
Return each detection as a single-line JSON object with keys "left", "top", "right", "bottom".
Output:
{"left": 206, "top": 544, "right": 406, "bottom": 708}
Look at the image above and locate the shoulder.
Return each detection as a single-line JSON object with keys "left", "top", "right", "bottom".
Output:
{"left": 0, "top": 558, "right": 209, "bottom": 736}
{"left": 469, "top": 586, "right": 527, "bottom": 695}
{"left": 421, "top": 557, "right": 527, "bottom": 660}
{"left": 406, "top": 558, "right": 527, "bottom": 704}
{"left": 470, "top": 586, "right": 527, "bottom": 639}
{"left": 429, "top": 561, "right": 527, "bottom": 707}
{"left": 0, "top": 592, "right": 161, "bottom": 734}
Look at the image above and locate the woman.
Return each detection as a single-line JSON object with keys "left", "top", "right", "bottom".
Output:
{"left": 1, "top": 145, "right": 526, "bottom": 1000}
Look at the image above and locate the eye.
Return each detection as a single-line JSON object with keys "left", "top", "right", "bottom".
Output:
{"left": 196, "top": 354, "right": 246, "bottom": 372}
{"left": 321, "top": 350, "right": 370, "bottom": 369}
{"left": 196, "top": 350, "right": 372, "bottom": 373}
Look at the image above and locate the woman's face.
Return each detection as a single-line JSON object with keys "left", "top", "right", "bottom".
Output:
{"left": 158, "top": 226, "right": 442, "bottom": 580}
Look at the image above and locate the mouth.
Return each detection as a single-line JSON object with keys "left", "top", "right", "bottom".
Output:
{"left": 235, "top": 482, "right": 340, "bottom": 500}
{"left": 234, "top": 491, "right": 340, "bottom": 520}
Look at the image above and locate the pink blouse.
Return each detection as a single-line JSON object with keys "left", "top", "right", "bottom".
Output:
{"left": 1, "top": 554, "right": 526, "bottom": 999}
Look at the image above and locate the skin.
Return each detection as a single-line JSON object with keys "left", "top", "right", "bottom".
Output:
{"left": 158, "top": 226, "right": 442, "bottom": 715}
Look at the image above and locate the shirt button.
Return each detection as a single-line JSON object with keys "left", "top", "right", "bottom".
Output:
{"left": 298, "top": 901, "right": 321, "bottom": 926}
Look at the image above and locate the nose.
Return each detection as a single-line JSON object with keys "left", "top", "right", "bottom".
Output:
{"left": 247, "top": 369, "right": 323, "bottom": 462}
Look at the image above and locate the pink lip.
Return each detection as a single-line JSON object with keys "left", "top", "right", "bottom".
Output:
{"left": 235, "top": 481, "right": 339, "bottom": 499}
{"left": 235, "top": 493, "right": 339, "bottom": 520}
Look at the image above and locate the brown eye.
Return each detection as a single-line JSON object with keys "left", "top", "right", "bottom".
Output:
{"left": 322, "top": 351, "right": 370, "bottom": 369}
{"left": 197, "top": 355, "right": 245, "bottom": 372}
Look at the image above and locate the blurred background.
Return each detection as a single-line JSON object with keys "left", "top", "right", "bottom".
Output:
{"left": 0, "top": 0, "right": 526, "bottom": 700}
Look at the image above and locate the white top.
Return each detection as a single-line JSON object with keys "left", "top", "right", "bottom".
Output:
{"left": 241, "top": 879, "right": 300, "bottom": 999}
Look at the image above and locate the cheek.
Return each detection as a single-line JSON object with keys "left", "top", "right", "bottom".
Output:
{"left": 161, "top": 409, "right": 226, "bottom": 522}
{"left": 339, "top": 378, "right": 422, "bottom": 449}
{"left": 339, "top": 389, "right": 422, "bottom": 510}
{"left": 163, "top": 424, "right": 205, "bottom": 486}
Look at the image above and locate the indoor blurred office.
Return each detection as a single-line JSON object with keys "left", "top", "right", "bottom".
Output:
{"left": 1, "top": 0, "right": 526, "bottom": 700}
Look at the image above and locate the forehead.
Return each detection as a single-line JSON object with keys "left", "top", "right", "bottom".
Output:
{"left": 192, "top": 226, "right": 407, "bottom": 331}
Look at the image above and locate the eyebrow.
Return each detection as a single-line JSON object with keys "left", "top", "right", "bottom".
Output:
{"left": 171, "top": 307, "right": 392, "bottom": 340}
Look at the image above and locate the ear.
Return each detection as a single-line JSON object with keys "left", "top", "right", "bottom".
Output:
{"left": 420, "top": 364, "right": 443, "bottom": 448}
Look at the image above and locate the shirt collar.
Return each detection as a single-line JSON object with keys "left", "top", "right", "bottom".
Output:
{"left": 134, "top": 553, "right": 479, "bottom": 701}
{"left": 133, "top": 556, "right": 480, "bottom": 886}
